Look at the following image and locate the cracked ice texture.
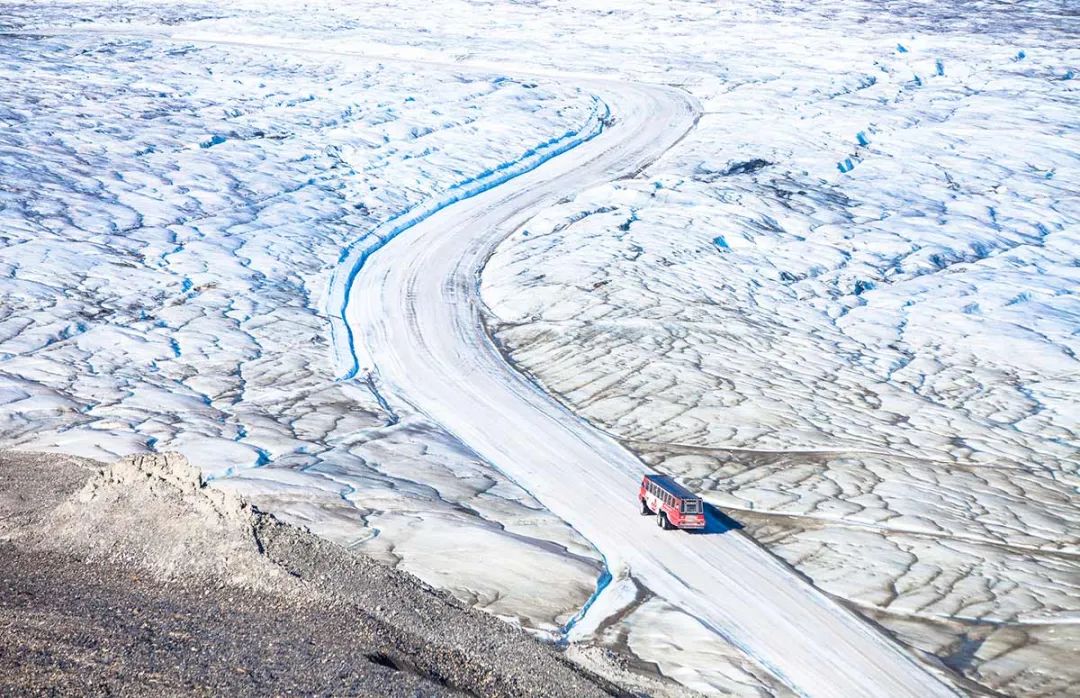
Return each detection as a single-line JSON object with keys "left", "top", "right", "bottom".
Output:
{"left": 466, "top": 2, "right": 1080, "bottom": 696}
{"left": 4, "top": 1, "right": 1078, "bottom": 694}
{"left": 0, "top": 32, "right": 606, "bottom": 634}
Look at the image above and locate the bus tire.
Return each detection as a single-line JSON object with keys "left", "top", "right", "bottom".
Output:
{"left": 640, "top": 499, "right": 651, "bottom": 515}
{"left": 657, "top": 512, "right": 672, "bottom": 530}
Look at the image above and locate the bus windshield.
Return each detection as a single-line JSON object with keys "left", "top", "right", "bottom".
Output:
{"left": 681, "top": 499, "right": 701, "bottom": 514}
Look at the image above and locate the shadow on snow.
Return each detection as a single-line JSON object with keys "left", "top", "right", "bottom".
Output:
{"left": 688, "top": 502, "right": 743, "bottom": 535}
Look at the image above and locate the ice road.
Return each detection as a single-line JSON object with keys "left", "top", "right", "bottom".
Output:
{"left": 341, "top": 75, "right": 955, "bottom": 697}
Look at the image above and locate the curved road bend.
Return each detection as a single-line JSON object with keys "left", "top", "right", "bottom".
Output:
{"left": 347, "top": 79, "right": 956, "bottom": 698}
{"left": 17, "top": 28, "right": 955, "bottom": 698}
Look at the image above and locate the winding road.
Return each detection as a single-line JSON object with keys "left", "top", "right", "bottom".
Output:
{"left": 30, "top": 27, "right": 955, "bottom": 697}
{"left": 344, "top": 78, "right": 957, "bottom": 697}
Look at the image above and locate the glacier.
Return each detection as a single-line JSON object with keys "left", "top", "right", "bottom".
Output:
{"left": 1, "top": 0, "right": 1077, "bottom": 695}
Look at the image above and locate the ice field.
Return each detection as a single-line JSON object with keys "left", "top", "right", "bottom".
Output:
{"left": 476, "top": 2, "right": 1079, "bottom": 695}
{"left": 0, "top": 29, "right": 608, "bottom": 636}
{"left": 2, "top": 1, "right": 1077, "bottom": 695}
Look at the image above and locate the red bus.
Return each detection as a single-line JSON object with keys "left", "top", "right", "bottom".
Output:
{"left": 639, "top": 474, "right": 705, "bottom": 530}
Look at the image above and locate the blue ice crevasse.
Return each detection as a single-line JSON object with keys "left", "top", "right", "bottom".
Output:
{"left": 837, "top": 158, "right": 856, "bottom": 174}
{"left": 329, "top": 97, "right": 611, "bottom": 382}
{"left": 935, "top": 59, "right": 945, "bottom": 76}
{"left": 559, "top": 561, "right": 612, "bottom": 641}
{"left": 713, "top": 235, "right": 730, "bottom": 250}
{"left": 1015, "top": 50, "right": 1026, "bottom": 61}
{"left": 897, "top": 43, "right": 909, "bottom": 53}
{"left": 856, "top": 131, "right": 870, "bottom": 147}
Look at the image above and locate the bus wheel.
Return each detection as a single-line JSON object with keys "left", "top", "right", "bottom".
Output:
{"left": 657, "top": 512, "right": 672, "bottom": 530}
{"left": 640, "top": 499, "right": 651, "bottom": 515}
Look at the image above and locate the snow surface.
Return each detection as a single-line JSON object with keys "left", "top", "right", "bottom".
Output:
{"left": 471, "top": 2, "right": 1078, "bottom": 695}
{"left": 341, "top": 73, "right": 954, "bottom": 697}
{"left": 1, "top": 0, "right": 1076, "bottom": 695}
{"left": 0, "top": 26, "right": 608, "bottom": 636}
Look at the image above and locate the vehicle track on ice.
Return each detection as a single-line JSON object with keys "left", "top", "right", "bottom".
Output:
{"left": 30, "top": 29, "right": 956, "bottom": 698}
{"left": 335, "top": 73, "right": 956, "bottom": 698}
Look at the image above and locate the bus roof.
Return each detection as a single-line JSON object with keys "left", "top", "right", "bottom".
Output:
{"left": 644, "top": 474, "right": 700, "bottom": 501}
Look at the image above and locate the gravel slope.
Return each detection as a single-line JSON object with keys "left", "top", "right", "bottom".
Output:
{"left": 0, "top": 450, "right": 614, "bottom": 697}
